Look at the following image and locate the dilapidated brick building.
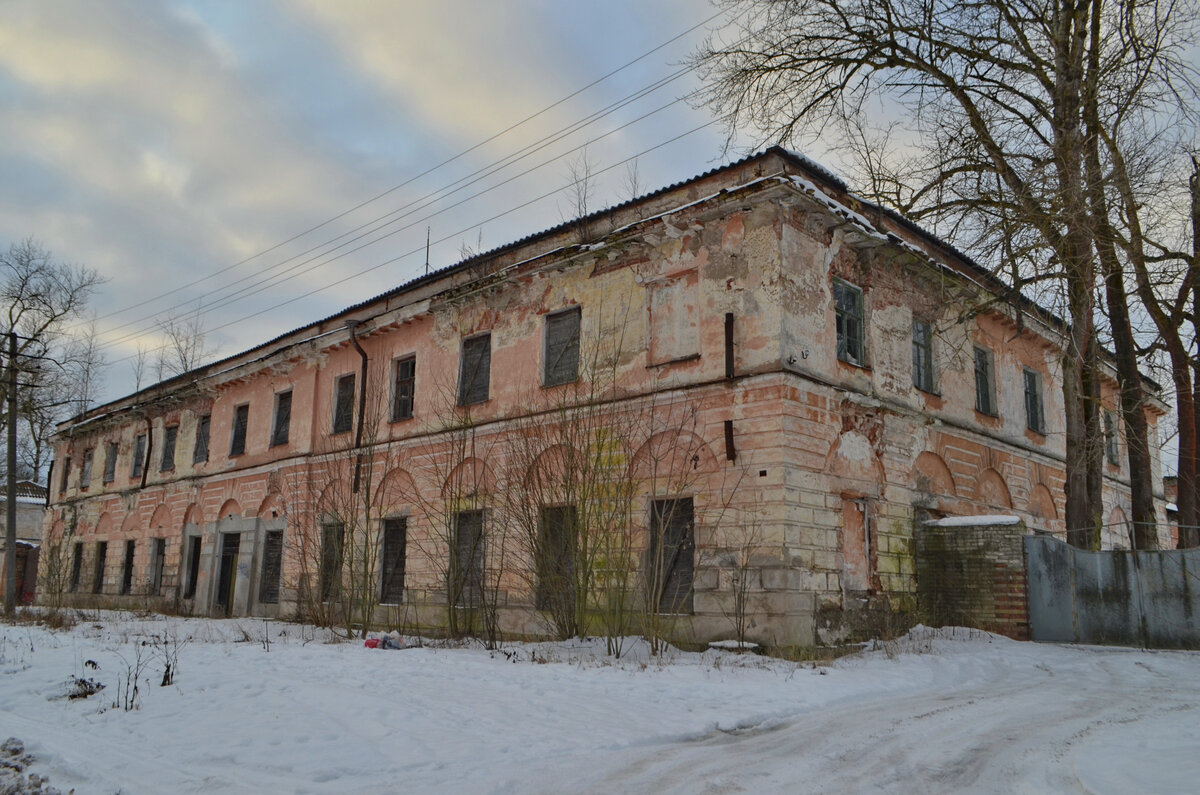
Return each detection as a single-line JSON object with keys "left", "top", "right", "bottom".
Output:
{"left": 43, "top": 149, "right": 1169, "bottom": 645}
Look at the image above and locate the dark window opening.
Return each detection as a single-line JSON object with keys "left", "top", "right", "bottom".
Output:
{"left": 150, "top": 538, "right": 165, "bottom": 595}
{"left": 320, "top": 522, "right": 345, "bottom": 602}
{"left": 160, "top": 426, "right": 178, "bottom": 472}
{"left": 536, "top": 505, "right": 577, "bottom": 614}
{"left": 834, "top": 279, "right": 865, "bottom": 366}
{"left": 457, "top": 334, "right": 491, "bottom": 406}
{"left": 121, "top": 540, "right": 136, "bottom": 595}
{"left": 1024, "top": 368, "right": 1045, "bottom": 434}
{"left": 452, "top": 510, "right": 484, "bottom": 608}
{"left": 380, "top": 518, "right": 407, "bottom": 604}
{"left": 912, "top": 319, "right": 935, "bottom": 393}
{"left": 193, "top": 415, "right": 211, "bottom": 464}
{"left": 93, "top": 541, "right": 107, "bottom": 594}
{"left": 59, "top": 456, "right": 71, "bottom": 494}
{"left": 1105, "top": 411, "right": 1120, "bottom": 466}
{"left": 333, "top": 374, "right": 355, "bottom": 434}
{"left": 230, "top": 404, "right": 249, "bottom": 457}
{"left": 543, "top": 308, "right": 581, "bottom": 387}
{"left": 259, "top": 530, "right": 284, "bottom": 604}
{"left": 391, "top": 357, "right": 416, "bottom": 421}
{"left": 974, "top": 346, "right": 996, "bottom": 416}
{"left": 649, "top": 498, "right": 695, "bottom": 614}
{"left": 271, "top": 391, "right": 292, "bottom": 447}
{"left": 69, "top": 542, "right": 83, "bottom": 592}
{"left": 183, "top": 536, "right": 202, "bottom": 599}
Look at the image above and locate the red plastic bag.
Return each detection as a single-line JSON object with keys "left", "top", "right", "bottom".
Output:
{"left": 364, "top": 638, "right": 380, "bottom": 649}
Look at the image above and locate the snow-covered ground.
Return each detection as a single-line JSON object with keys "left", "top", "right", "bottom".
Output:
{"left": 2, "top": 613, "right": 1198, "bottom": 794}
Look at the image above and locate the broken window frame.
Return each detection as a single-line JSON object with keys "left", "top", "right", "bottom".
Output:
{"left": 230, "top": 404, "right": 249, "bottom": 457}
{"left": 1023, "top": 368, "right": 1045, "bottom": 434}
{"left": 160, "top": 425, "right": 178, "bottom": 472}
{"left": 193, "top": 414, "right": 211, "bottom": 464}
{"left": 332, "top": 374, "right": 355, "bottom": 434}
{"left": 121, "top": 539, "right": 136, "bottom": 595}
{"left": 150, "top": 537, "right": 165, "bottom": 595}
{"left": 59, "top": 455, "right": 71, "bottom": 494}
{"left": 834, "top": 279, "right": 865, "bottom": 366}
{"left": 543, "top": 307, "right": 581, "bottom": 387}
{"left": 130, "top": 434, "right": 147, "bottom": 479}
{"left": 103, "top": 441, "right": 118, "bottom": 484}
{"left": 973, "top": 346, "right": 997, "bottom": 416}
{"left": 457, "top": 334, "right": 491, "bottom": 407}
{"left": 80, "top": 448, "right": 93, "bottom": 490}
{"left": 912, "top": 318, "right": 936, "bottom": 393}
{"left": 648, "top": 498, "right": 695, "bottom": 614}
{"left": 391, "top": 356, "right": 416, "bottom": 422}
{"left": 271, "top": 390, "right": 292, "bottom": 447}
{"left": 93, "top": 541, "right": 107, "bottom": 594}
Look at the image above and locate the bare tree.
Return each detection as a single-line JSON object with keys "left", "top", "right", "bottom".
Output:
{"left": 155, "top": 306, "right": 213, "bottom": 380}
{"left": 693, "top": 0, "right": 1198, "bottom": 547}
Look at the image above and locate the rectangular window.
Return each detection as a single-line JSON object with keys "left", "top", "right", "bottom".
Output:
{"left": 131, "top": 434, "right": 146, "bottom": 479}
{"left": 912, "top": 319, "right": 935, "bottom": 393}
{"left": 193, "top": 415, "right": 211, "bottom": 464}
{"left": 59, "top": 456, "right": 71, "bottom": 494}
{"left": 457, "top": 334, "right": 491, "bottom": 406}
{"left": 69, "top": 542, "right": 83, "bottom": 592}
{"left": 160, "top": 426, "right": 178, "bottom": 472}
{"left": 543, "top": 308, "right": 581, "bottom": 386}
{"left": 391, "top": 357, "right": 416, "bottom": 422}
{"left": 333, "top": 374, "right": 355, "bottom": 434}
{"left": 974, "top": 346, "right": 997, "bottom": 416}
{"left": 537, "top": 505, "right": 577, "bottom": 613}
{"left": 319, "top": 522, "right": 345, "bottom": 602}
{"left": 1105, "top": 410, "right": 1120, "bottom": 465}
{"left": 834, "top": 279, "right": 865, "bottom": 366}
{"left": 150, "top": 538, "right": 165, "bottom": 596}
{"left": 103, "top": 442, "right": 118, "bottom": 483}
{"left": 230, "top": 404, "right": 249, "bottom": 457}
{"left": 380, "top": 517, "right": 407, "bottom": 604}
{"left": 121, "top": 539, "right": 136, "bottom": 595}
{"left": 259, "top": 530, "right": 284, "bottom": 604}
{"left": 452, "top": 510, "right": 484, "bottom": 608}
{"left": 271, "top": 391, "right": 292, "bottom": 447}
{"left": 80, "top": 449, "right": 93, "bottom": 490}
{"left": 183, "top": 536, "right": 202, "bottom": 599}
{"left": 649, "top": 498, "right": 695, "bottom": 614}
{"left": 1024, "top": 368, "right": 1045, "bottom": 434}
{"left": 93, "top": 541, "right": 107, "bottom": 594}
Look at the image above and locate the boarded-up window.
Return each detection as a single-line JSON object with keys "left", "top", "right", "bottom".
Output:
{"left": 380, "top": 518, "right": 407, "bottom": 604}
{"left": 183, "top": 536, "right": 201, "bottom": 599}
{"left": 80, "top": 449, "right": 93, "bottom": 489}
{"left": 70, "top": 542, "right": 83, "bottom": 592}
{"left": 391, "top": 357, "right": 416, "bottom": 421}
{"left": 458, "top": 335, "right": 491, "bottom": 406}
{"left": 230, "top": 404, "right": 249, "bottom": 456}
{"left": 193, "top": 415, "right": 211, "bottom": 464}
{"left": 271, "top": 391, "right": 292, "bottom": 447}
{"left": 333, "top": 374, "right": 355, "bottom": 434}
{"left": 259, "top": 530, "right": 283, "bottom": 604}
{"left": 104, "top": 442, "right": 118, "bottom": 483}
{"left": 841, "top": 497, "right": 873, "bottom": 592}
{"left": 131, "top": 434, "right": 146, "bottom": 478}
{"left": 93, "top": 541, "right": 107, "bottom": 594}
{"left": 452, "top": 510, "right": 484, "bottom": 608}
{"left": 160, "top": 426, "right": 178, "bottom": 472}
{"left": 1024, "top": 368, "right": 1045, "bottom": 433}
{"left": 543, "top": 308, "right": 581, "bottom": 386}
{"left": 537, "top": 506, "right": 576, "bottom": 613}
{"left": 150, "top": 538, "right": 165, "bottom": 595}
{"left": 649, "top": 498, "right": 694, "bottom": 613}
{"left": 320, "top": 522, "right": 345, "bottom": 602}
{"left": 121, "top": 540, "right": 136, "bottom": 595}
{"left": 649, "top": 271, "right": 699, "bottom": 364}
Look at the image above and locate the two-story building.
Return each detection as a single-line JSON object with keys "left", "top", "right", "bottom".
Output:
{"left": 43, "top": 148, "right": 1169, "bottom": 646}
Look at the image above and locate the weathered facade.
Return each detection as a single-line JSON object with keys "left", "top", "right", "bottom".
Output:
{"left": 43, "top": 149, "right": 1170, "bottom": 646}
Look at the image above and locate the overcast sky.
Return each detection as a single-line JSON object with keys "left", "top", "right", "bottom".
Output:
{"left": 0, "top": 0, "right": 800, "bottom": 404}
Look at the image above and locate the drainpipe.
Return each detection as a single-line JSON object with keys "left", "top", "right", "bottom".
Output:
{"left": 347, "top": 321, "right": 369, "bottom": 494}
{"left": 140, "top": 415, "right": 153, "bottom": 490}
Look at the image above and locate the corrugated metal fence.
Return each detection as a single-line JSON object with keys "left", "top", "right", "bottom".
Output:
{"left": 1025, "top": 535, "right": 1200, "bottom": 648}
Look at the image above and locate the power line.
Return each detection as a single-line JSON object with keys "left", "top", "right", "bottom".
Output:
{"left": 90, "top": 6, "right": 735, "bottom": 326}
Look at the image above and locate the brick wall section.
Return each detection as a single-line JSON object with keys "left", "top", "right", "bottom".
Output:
{"left": 913, "top": 519, "right": 1030, "bottom": 640}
